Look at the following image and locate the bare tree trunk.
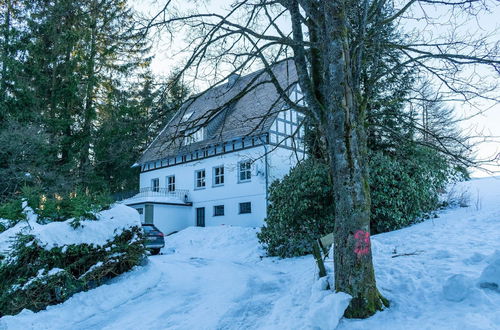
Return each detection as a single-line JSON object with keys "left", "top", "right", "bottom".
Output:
{"left": 79, "top": 1, "right": 98, "bottom": 184}
{"left": 322, "top": 0, "right": 388, "bottom": 318}
{"left": 0, "top": 0, "right": 11, "bottom": 115}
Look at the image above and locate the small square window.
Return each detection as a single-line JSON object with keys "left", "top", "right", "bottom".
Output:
{"left": 195, "top": 169, "right": 206, "bottom": 188}
{"left": 213, "top": 205, "right": 224, "bottom": 216}
{"left": 238, "top": 161, "right": 252, "bottom": 182}
{"left": 167, "top": 175, "right": 175, "bottom": 192}
{"left": 239, "top": 202, "right": 251, "bottom": 214}
{"left": 151, "top": 178, "right": 160, "bottom": 192}
{"left": 213, "top": 166, "right": 224, "bottom": 186}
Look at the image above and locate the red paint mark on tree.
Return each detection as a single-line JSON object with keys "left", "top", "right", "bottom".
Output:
{"left": 354, "top": 230, "right": 371, "bottom": 257}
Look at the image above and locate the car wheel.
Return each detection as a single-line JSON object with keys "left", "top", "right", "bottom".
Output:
{"left": 151, "top": 248, "right": 161, "bottom": 255}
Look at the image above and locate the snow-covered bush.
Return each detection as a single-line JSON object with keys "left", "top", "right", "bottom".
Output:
{"left": 258, "top": 159, "right": 335, "bottom": 258}
{"left": 0, "top": 204, "right": 146, "bottom": 317}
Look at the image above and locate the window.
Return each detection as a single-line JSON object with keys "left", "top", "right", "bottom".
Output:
{"left": 184, "top": 127, "right": 205, "bottom": 145}
{"left": 213, "top": 166, "right": 224, "bottom": 186}
{"left": 239, "top": 202, "right": 251, "bottom": 214}
{"left": 167, "top": 175, "right": 175, "bottom": 192}
{"left": 136, "top": 208, "right": 143, "bottom": 215}
{"left": 151, "top": 178, "right": 159, "bottom": 192}
{"left": 213, "top": 205, "right": 224, "bottom": 216}
{"left": 195, "top": 169, "right": 206, "bottom": 188}
{"left": 238, "top": 161, "right": 252, "bottom": 182}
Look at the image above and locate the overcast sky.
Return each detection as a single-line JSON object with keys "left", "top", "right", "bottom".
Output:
{"left": 132, "top": 0, "right": 500, "bottom": 178}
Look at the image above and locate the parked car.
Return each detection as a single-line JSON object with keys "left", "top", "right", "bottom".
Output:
{"left": 142, "top": 224, "right": 165, "bottom": 255}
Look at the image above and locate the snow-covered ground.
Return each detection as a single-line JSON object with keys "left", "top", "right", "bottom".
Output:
{"left": 1, "top": 177, "right": 499, "bottom": 329}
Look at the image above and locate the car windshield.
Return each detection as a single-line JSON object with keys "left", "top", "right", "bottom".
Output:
{"left": 142, "top": 226, "right": 156, "bottom": 233}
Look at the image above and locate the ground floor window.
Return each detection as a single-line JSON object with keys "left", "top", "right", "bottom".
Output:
{"left": 239, "top": 202, "right": 251, "bottom": 214}
{"left": 213, "top": 205, "right": 224, "bottom": 216}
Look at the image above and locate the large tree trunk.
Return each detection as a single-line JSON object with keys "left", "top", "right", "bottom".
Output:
{"left": 322, "top": 0, "right": 388, "bottom": 318}
{"left": 0, "top": 0, "right": 11, "bottom": 116}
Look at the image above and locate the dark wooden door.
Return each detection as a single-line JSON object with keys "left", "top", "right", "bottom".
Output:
{"left": 196, "top": 207, "right": 205, "bottom": 227}
{"left": 145, "top": 204, "right": 154, "bottom": 224}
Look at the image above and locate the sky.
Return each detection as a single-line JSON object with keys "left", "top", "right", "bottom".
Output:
{"left": 132, "top": 0, "right": 500, "bottom": 177}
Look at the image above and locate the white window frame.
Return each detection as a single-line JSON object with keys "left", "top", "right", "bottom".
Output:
{"left": 213, "top": 165, "right": 224, "bottom": 186}
{"left": 166, "top": 175, "right": 175, "bottom": 192}
{"left": 239, "top": 202, "right": 252, "bottom": 214}
{"left": 151, "top": 178, "right": 160, "bottom": 192}
{"left": 238, "top": 161, "right": 252, "bottom": 183}
{"left": 195, "top": 169, "right": 206, "bottom": 189}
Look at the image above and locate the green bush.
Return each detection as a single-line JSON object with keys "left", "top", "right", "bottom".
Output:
{"left": 0, "top": 200, "right": 25, "bottom": 232}
{"left": 369, "top": 146, "right": 461, "bottom": 233}
{"left": 0, "top": 226, "right": 145, "bottom": 317}
{"left": 8, "top": 187, "right": 112, "bottom": 224}
{"left": 259, "top": 146, "right": 464, "bottom": 257}
{"left": 257, "top": 159, "right": 335, "bottom": 258}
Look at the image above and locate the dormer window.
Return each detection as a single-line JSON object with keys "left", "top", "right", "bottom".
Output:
{"left": 184, "top": 127, "right": 205, "bottom": 145}
{"left": 181, "top": 111, "right": 193, "bottom": 122}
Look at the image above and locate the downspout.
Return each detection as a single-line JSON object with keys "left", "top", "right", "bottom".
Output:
{"left": 262, "top": 134, "right": 269, "bottom": 208}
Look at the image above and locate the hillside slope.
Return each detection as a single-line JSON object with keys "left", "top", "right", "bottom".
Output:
{"left": 1, "top": 177, "right": 499, "bottom": 330}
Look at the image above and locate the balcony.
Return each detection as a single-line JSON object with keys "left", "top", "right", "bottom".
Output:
{"left": 126, "top": 187, "right": 191, "bottom": 204}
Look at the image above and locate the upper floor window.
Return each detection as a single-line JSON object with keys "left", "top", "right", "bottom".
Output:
{"left": 151, "top": 178, "right": 160, "bottom": 192}
{"left": 213, "top": 166, "right": 224, "bottom": 186}
{"left": 195, "top": 169, "right": 206, "bottom": 189}
{"left": 238, "top": 161, "right": 252, "bottom": 182}
{"left": 239, "top": 202, "right": 251, "bottom": 214}
{"left": 213, "top": 205, "right": 224, "bottom": 216}
{"left": 166, "top": 175, "right": 175, "bottom": 192}
{"left": 184, "top": 127, "right": 204, "bottom": 145}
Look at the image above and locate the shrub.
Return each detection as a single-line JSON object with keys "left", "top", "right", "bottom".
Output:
{"left": 369, "top": 146, "right": 463, "bottom": 233}
{"left": 11, "top": 187, "right": 112, "bottom": 224}
{"left": 259, "top": 146, "right": 464, "bottom": 257}
{"left": 0, "top": 226, "right": 145, "bottom": 317}
{"left": 0, "top": 199, "right": 146, "bottom": 317}
{"left": 257, "top": 158, "right": 335, "bottom": 258}
{"left": 0, "top": 200, "right": 24, "bottom": 232}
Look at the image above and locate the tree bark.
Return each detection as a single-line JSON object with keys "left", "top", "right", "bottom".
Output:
{"left": 0, "top": 0, "right": 11, "bottom": 116}
{"left": 322, "top": 0, "right": 388, "bottom": 318}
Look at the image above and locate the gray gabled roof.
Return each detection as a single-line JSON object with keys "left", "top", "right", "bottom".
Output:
{"left": 138, "top": 60, "right": 297, "bottom": 165}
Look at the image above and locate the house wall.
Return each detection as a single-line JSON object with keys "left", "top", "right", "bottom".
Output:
{"left": 139, "top": 144, "right": 302, "bottom": 229}
{"left": 129, "top": 204, "right": 192, "bottom": 235}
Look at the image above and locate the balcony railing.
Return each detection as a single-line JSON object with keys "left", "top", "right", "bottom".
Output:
{"left": 132, "top": 187, "right": 191, "bottom": 203}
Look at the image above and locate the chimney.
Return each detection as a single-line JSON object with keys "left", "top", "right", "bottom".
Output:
{"left": 228, "top": 73, "right": 240, "bottom": 86}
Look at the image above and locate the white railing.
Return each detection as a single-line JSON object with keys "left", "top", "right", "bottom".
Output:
{"left": 133, "top": 187, "right": 191, "bottom": 203}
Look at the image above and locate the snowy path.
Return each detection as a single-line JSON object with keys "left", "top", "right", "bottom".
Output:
{"left": 0, "top": 227, "right": 338, "bottom": 330}
{"left": 1, "top": 177, "right": 499, "bottom": 329}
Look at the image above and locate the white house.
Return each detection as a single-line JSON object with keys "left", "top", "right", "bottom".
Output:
{"left": 124, "top": 60, "right": 305, "bottom": 235}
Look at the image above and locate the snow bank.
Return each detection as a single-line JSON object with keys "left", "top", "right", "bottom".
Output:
{"left": 443, "top": 274, "right": 474, "bottom": 302}
{"left": 306, "top": 277, "right": 351, "bottom": 329}
{"left": 2, "top": 177, "right": 499, "bottom": 329}
{"left": 479, "top": 250, "right": 500, "bottom": 291}
{"left": 163, "top": 225, "right": 264, "bottom": 261}
{"left": 0, "top": 204, "right": 141, "bottom": 253}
